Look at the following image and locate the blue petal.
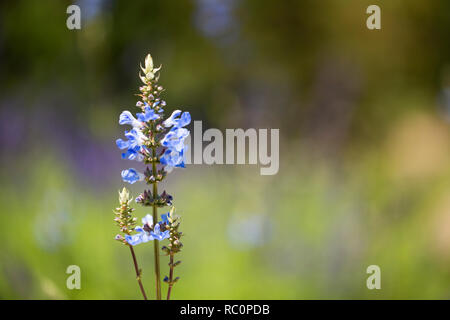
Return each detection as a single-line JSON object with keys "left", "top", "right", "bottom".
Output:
{"left": 121, "top": 168, "right": 143, "bottom": 184}
{"left": 116, "top": 139, "right": 130, "bottom": 150}
{"left": 126, "top": 234, "right": 142, "bottom": 246}
{"left": 119, "top": 111, "right": 140, "bottom": 127}
{"left": 179, "top": 112, "right": 191, "bottom": 127}
{"left": 137, "top": 106, "right": 160, "bottom": 122}
{"left": 163, "top": 110, "right": 182, "bottom": 127}
{"left": 141, "top": 233, "right": 154, "bottom": 242}
{"left": 161, "top": 213, "right": 170, "bottom": 224}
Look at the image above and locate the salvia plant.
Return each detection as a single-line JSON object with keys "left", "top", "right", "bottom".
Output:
{"left": 113, "top": 53, "right": 190, "bottom": 300}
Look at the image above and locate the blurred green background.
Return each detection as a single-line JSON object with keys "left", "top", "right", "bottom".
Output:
{"left": 1, "top": 0, "right": 450, "bottom": 299}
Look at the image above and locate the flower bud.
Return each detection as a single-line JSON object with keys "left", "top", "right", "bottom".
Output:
{"left": 118, "top": 187, "right": 130, "bottom": 204}
{"left": 144, "top": 54, "right": 154, "bottom": 73}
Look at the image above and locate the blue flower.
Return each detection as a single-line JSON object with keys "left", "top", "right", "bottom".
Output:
{"left": 121, "top": 145, "right": 145, "bottom": 161}
{"left": 161, "top": 212, "right": 171, "bottom": 224}
{"left": 121, "top": 168, "right": 144, "bottom": 184}
{"left": 126, "top": 214, "right": 154, "bottom": 245}
{"left": 137, "top": 105, "right": 160, "bottom": 122}
{"left": 125, "top": 214, "right": 169, "bottom": 246}
{"left": 150, "top": 223, "right": 170, "bottom": 241}
{"left": 116, "top": 129, "right": 146, "bottom": 149}
{"left": 160, "top": 148, "right": 186, "bottom": 173}
{"left": 178, "top": 112, "right": 191, "bottom": 127}
{"left": 161, "top": 211, "right": 176, "bottom": 225}
{"left": 126, "top": 231, "right": 151, "bottom": 246}
{"left": 127, "top": 128, "right": 146, "bottom": 145}
{"left": 125, "top": 234, "right": 139, "bottom": 245}
{"left": 161, "top": 127, "right": 189, "bottom": 152}
{"left": 126, "top": 225, "right": 154, "bottom": 245}
{"left": 160, "top": 119, "right": 189, "bottom": 173}
{"left": 163, "top": 110, "right": 191, "bottom": 129}
{"left": 116, "top": 138, "right": 130, "bottom": 150}
{"left": 163, "top": 110, "right": 181, "bottom": 127}
{"left": 116, "top": 128, "right": 147, "bottom": 161}
{"left": 119, "top": 111, "right": 142, "bottom": 128}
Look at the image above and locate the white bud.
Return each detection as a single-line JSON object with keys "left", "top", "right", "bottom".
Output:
{"left": 144, "top": 54, "right": 153, "bottom": 73}
{"left": 118, "top": 187, "right": 130, "bottom": 204}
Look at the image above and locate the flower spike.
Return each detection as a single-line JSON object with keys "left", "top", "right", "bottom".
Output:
{"left": 114, "top": 53, "right": 190, "bottom": 300}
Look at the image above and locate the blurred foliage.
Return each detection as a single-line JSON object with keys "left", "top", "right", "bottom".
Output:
{"left": 0, "top": 0, "right": 450, "bottom": 299}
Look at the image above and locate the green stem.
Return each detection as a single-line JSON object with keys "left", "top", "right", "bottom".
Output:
{"left": 151, "top": 138, "right": 162, "bottom": 300}
{"left": 129, "top": 245, "right": 148, "bottom": 300}
{"left": 167, "top": 253, "right": 174, "bottom": 300}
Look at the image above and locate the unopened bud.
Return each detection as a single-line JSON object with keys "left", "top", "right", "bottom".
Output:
{"left": 144, "top": 54, "right": 154, "bottom": 73}
{"left": 118, "top": 187, "right": 130, "bottom": 204}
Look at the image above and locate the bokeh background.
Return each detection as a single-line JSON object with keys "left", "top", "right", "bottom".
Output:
{"left": 1, "top": 0, "right": 450, "bottom": 299}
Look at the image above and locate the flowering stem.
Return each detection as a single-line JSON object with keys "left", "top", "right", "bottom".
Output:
{"left": 116, "top": 54, "right": 189, "bottom": 300}
{"left": 129, "top": 245, "right": 148, "bottom": 300}
{"left": 151, "top": 136, "right": 162, "bottom": 300}
{"left": 166, "top": 253, "right": 174, "bottom": 300}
